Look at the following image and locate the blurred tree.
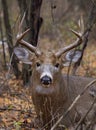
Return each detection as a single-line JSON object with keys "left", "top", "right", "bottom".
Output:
{"left": 17, "top": 0, "right": 43, "bottom": 85}
{"left": 0, "top": 15, "right": 6, "bottom": 68}
{"left": 1, "top": 0, "right": 20, "bottom": 78}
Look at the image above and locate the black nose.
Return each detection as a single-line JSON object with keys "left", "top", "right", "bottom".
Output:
{"left": 41, "top": 75, "right": 52, "bottom": 85}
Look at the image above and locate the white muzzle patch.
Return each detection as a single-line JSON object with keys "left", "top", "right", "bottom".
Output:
{"left": 40, "top": 71, "right": 53, "bottom": 80}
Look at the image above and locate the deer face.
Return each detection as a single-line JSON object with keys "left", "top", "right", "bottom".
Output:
{"left": 14, "top": 29, "right": 82, "bottom": 95}
{"left": 34, "top": 51, "right": 63, "bottom": 86}
{"left": 14, "top": 47, "right": 62, "bottom": 87}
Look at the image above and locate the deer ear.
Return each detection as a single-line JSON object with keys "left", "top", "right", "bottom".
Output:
{"left": 65, "top": 50, "right": 82, "bottom": 62}
{"left": 14, "top": 47, "right": 32, "bottom": 65}
{"left": 62, "top": 50, "right": 82, "bottom": 67}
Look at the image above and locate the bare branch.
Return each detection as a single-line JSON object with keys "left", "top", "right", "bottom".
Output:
{"left": 75, "top": 96, "right": 96, "bottom": 130}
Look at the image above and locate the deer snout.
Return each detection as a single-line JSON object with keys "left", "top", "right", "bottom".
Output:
{"left": 40, "top": 75, "right": 52, "bottom": 85}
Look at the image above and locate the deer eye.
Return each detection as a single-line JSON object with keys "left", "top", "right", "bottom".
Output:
{"left": 55, "top": 63, "right": 60, "bottom": 68}
{"left": 36, "top": 62, "right": 41, "bottom": 67}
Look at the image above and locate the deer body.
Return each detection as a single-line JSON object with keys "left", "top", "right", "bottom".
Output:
{"left": 31, "top": 66, "right": 96, "bottom": 129}
{"left": 14, "top": 29, "right": 96, "bottom": 129}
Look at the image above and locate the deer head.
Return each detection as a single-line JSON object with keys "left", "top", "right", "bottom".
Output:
{"left": 14, "top": 29, "right": 82, "bottom": 95}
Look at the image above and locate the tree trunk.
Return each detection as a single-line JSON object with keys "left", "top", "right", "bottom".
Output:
{"left": 1, "top": 0, "right": 20, "bottom": 78}
{"left": 17, "top": 0, "right": 43, "bottom": 85}
{"left": 17, "top": 0, "right": 29, "bottom": 30}
{"left": 29, "top": 0, "right": 43, "bottom": 46}
{"left": 0, "top": 15, "right": 6, "bottom": 68}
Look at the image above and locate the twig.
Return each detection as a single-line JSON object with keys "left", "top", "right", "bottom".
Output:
{"left": 75, "top": 96, "right": 96, "bottom": 130}
{"left": 50, "top": 79, "right": 96, "bottom": 130}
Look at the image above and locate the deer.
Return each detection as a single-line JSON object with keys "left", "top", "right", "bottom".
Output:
{"left": 14, "top": 29, "right": 96, "bottom": 130}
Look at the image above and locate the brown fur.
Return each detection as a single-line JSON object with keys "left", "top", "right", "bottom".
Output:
{"left": 31, "top": 75, "right": 96, "bottom": 129}
{"left": 14, "top": 40, "right": 96, "bottom": 130}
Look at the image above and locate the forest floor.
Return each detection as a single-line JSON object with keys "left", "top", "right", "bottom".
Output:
{"left": 0, "top": 42, "right": 96, "bottom": 130}
{"left": 0, "top": 72, "right": 36, "bottom": 130}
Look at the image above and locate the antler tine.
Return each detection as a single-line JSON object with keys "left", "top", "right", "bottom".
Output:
{"left": 78, "top": 15, "right": 84, "bottom": 35}
{"left": 70, "top": 29, "right": 82, "bottom": 38}
{"left": 17, "top": 28, "right": 30, "bottom": 41}
{"left": 55, "top": 30, "right": 82, "bottom": 58}
{"left": 16, "top": 29, "right": 41, "bottom": 56}
{"left": 18, "top": 12, "right": 26, "bottom": 35}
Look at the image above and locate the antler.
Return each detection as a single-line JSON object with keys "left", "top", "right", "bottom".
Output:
{"left": 16, "top": 29, "right": 41, "bottom": 56}
{"left": 55, "top": 30, "right": 82, "bottom": 58}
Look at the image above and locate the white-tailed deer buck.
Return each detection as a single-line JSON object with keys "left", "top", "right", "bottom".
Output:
{"left": 14, "top": 29, "right": 96, "bottom": 130}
